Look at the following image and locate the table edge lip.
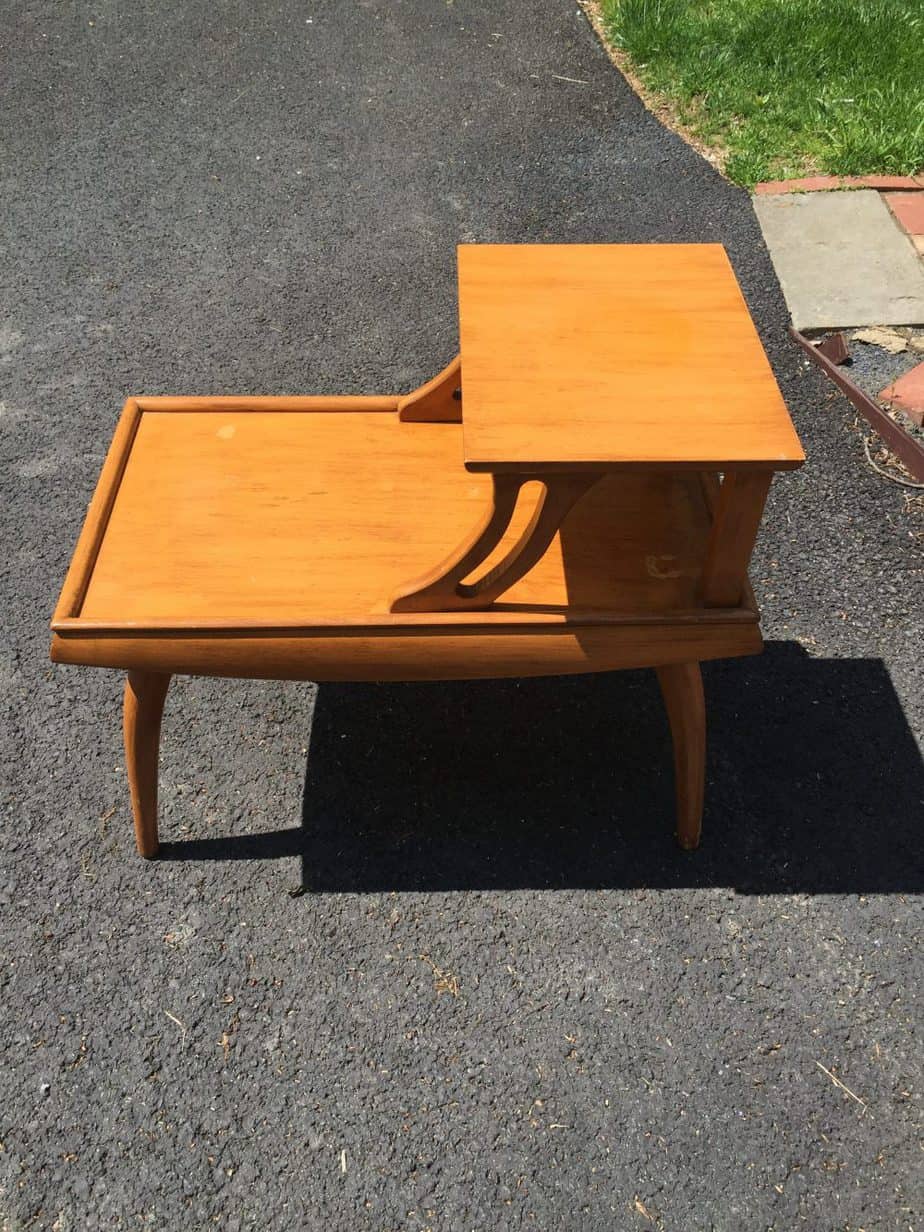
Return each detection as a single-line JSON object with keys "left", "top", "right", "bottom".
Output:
{"left": 462, "top": 457, "right": 805, "bottom": 473}
{"left": 51, "top": 601, "right": 760, "bottom": 639}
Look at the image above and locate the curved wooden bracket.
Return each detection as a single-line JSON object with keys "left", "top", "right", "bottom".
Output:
{"left": 397, "top": 355, "right": 462, "bottom": 422}
{"left": 390, "top": 472, "right": 601, "bottom": 612}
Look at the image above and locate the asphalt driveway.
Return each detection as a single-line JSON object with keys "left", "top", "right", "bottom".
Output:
{"left": 1, "top": 2, "right": 921, "bottom": 1227}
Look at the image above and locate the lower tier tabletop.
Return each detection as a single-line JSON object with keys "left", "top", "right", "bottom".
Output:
{"left": 55, "top": 406, "right": 749, "bottom": 629}
{"left": 51, "top": 404, "right": 763, "bottom": 677}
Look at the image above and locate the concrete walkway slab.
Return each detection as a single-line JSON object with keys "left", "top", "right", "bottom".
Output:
{"left": 753, "top": 190, "right": 924, "bottom": 329}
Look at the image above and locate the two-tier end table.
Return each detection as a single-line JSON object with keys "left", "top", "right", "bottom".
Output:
{"left": 51, "top": 244, "right": 804, "bottom": 859}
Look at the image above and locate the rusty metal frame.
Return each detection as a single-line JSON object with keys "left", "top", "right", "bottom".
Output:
{"left": 790, "top": 326, "right": 924, "bottom": 482}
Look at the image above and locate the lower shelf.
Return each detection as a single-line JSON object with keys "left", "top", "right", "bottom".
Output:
{"left": 63, "top": 404, "right": 736, "bottom": 623}
{"left": 51, "top": 400, "right": 763, "bottom": 677}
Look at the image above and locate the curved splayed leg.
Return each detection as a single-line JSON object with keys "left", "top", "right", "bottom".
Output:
{"left": 123, "top": 671, "right": 171, "bottom": 858}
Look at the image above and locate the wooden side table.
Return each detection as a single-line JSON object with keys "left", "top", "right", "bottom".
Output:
{"left": 51, "top": 244, "right": 804, "bottom": 859}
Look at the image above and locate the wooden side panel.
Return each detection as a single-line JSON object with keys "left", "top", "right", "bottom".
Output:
{"left": 50, "top": 622, "right": 763, "bottom": 681}
{"left": 701, "top": 471, "right": 772, "bottom": 607}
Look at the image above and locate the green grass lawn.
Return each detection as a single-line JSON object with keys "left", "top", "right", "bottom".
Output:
{"left": 599, "top": 0, "right": 924, "bottom": 186}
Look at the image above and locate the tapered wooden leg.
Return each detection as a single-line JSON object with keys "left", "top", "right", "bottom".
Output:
{"left": 656, "top": 662, "right": 705, "bottom": 850}
{"left": 123, "top": 671, "right": 171, "bottom": 858}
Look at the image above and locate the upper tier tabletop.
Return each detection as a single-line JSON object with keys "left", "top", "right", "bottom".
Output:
{"left": 457, "top": 243, "right": 805, "bottom": 472}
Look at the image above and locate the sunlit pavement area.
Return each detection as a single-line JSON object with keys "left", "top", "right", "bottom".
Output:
{"left": 1, "top": 3, "right": 921, "bottom": 1227}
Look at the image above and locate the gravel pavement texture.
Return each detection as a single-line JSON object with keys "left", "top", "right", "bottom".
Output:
{"left": 1, "top": 2, "right": 922, "bottom": 1229}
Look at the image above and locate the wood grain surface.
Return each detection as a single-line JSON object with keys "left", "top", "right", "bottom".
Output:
{"left": 458, "top": 243, "right": 805, "bottom": 472}
{"left": 51, "top": 622, "right": 762, "bottom": 680}
{"left": 61, "top": 407, "right": 729, "bottom": 629}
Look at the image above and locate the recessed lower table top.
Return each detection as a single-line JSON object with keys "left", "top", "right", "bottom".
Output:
{"left": 71, "top": 406, "right": 720, "bottom": 630}
{"left": 457, "top": 243, "right": 805, "bottom": 472}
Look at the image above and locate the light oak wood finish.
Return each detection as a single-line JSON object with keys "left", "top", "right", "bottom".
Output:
{"left": 123, "top": 671, "right": 171, "bottom": 858}
{"left": 458, "top": 244, "right": 805, "bottom": 473}
{"left": 53, "top": 623, "right": 762, "bottom": 682}
{"left": 53, "top": 399, "right": 143, "bottom": 624}
{"left": 397, "top": 355, "right": 462, "bottom": 422}
{"left": 135, "top": 395, "right": 400, "bottom": 412}
{"left": 391, "top": 472, "right": 601, "bottom": 611}
{"left": 55, "top": 408, "right": 723, "bottom": 628}
{"left": 50, "top": 243, "right": 805, "bottom": 858}
{"left": 701, "top": 471, "right": 773, "bottom": 607}
{"left": 656, "top": 662, "right": 706, "bottom": 850}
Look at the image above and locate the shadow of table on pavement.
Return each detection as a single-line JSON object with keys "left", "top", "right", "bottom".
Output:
{"left": 159, "top": 641, "right": 923, "bottom": 895}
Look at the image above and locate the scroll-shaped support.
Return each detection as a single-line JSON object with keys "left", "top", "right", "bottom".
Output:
{"left": 398, "top": 355, "right": 462, "bottom": 422}
{"left": 700, "top": 471, "right": 772, "bottom": 607}
{"left": 391, "top": 472, "right": 600, "bottom": 612}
